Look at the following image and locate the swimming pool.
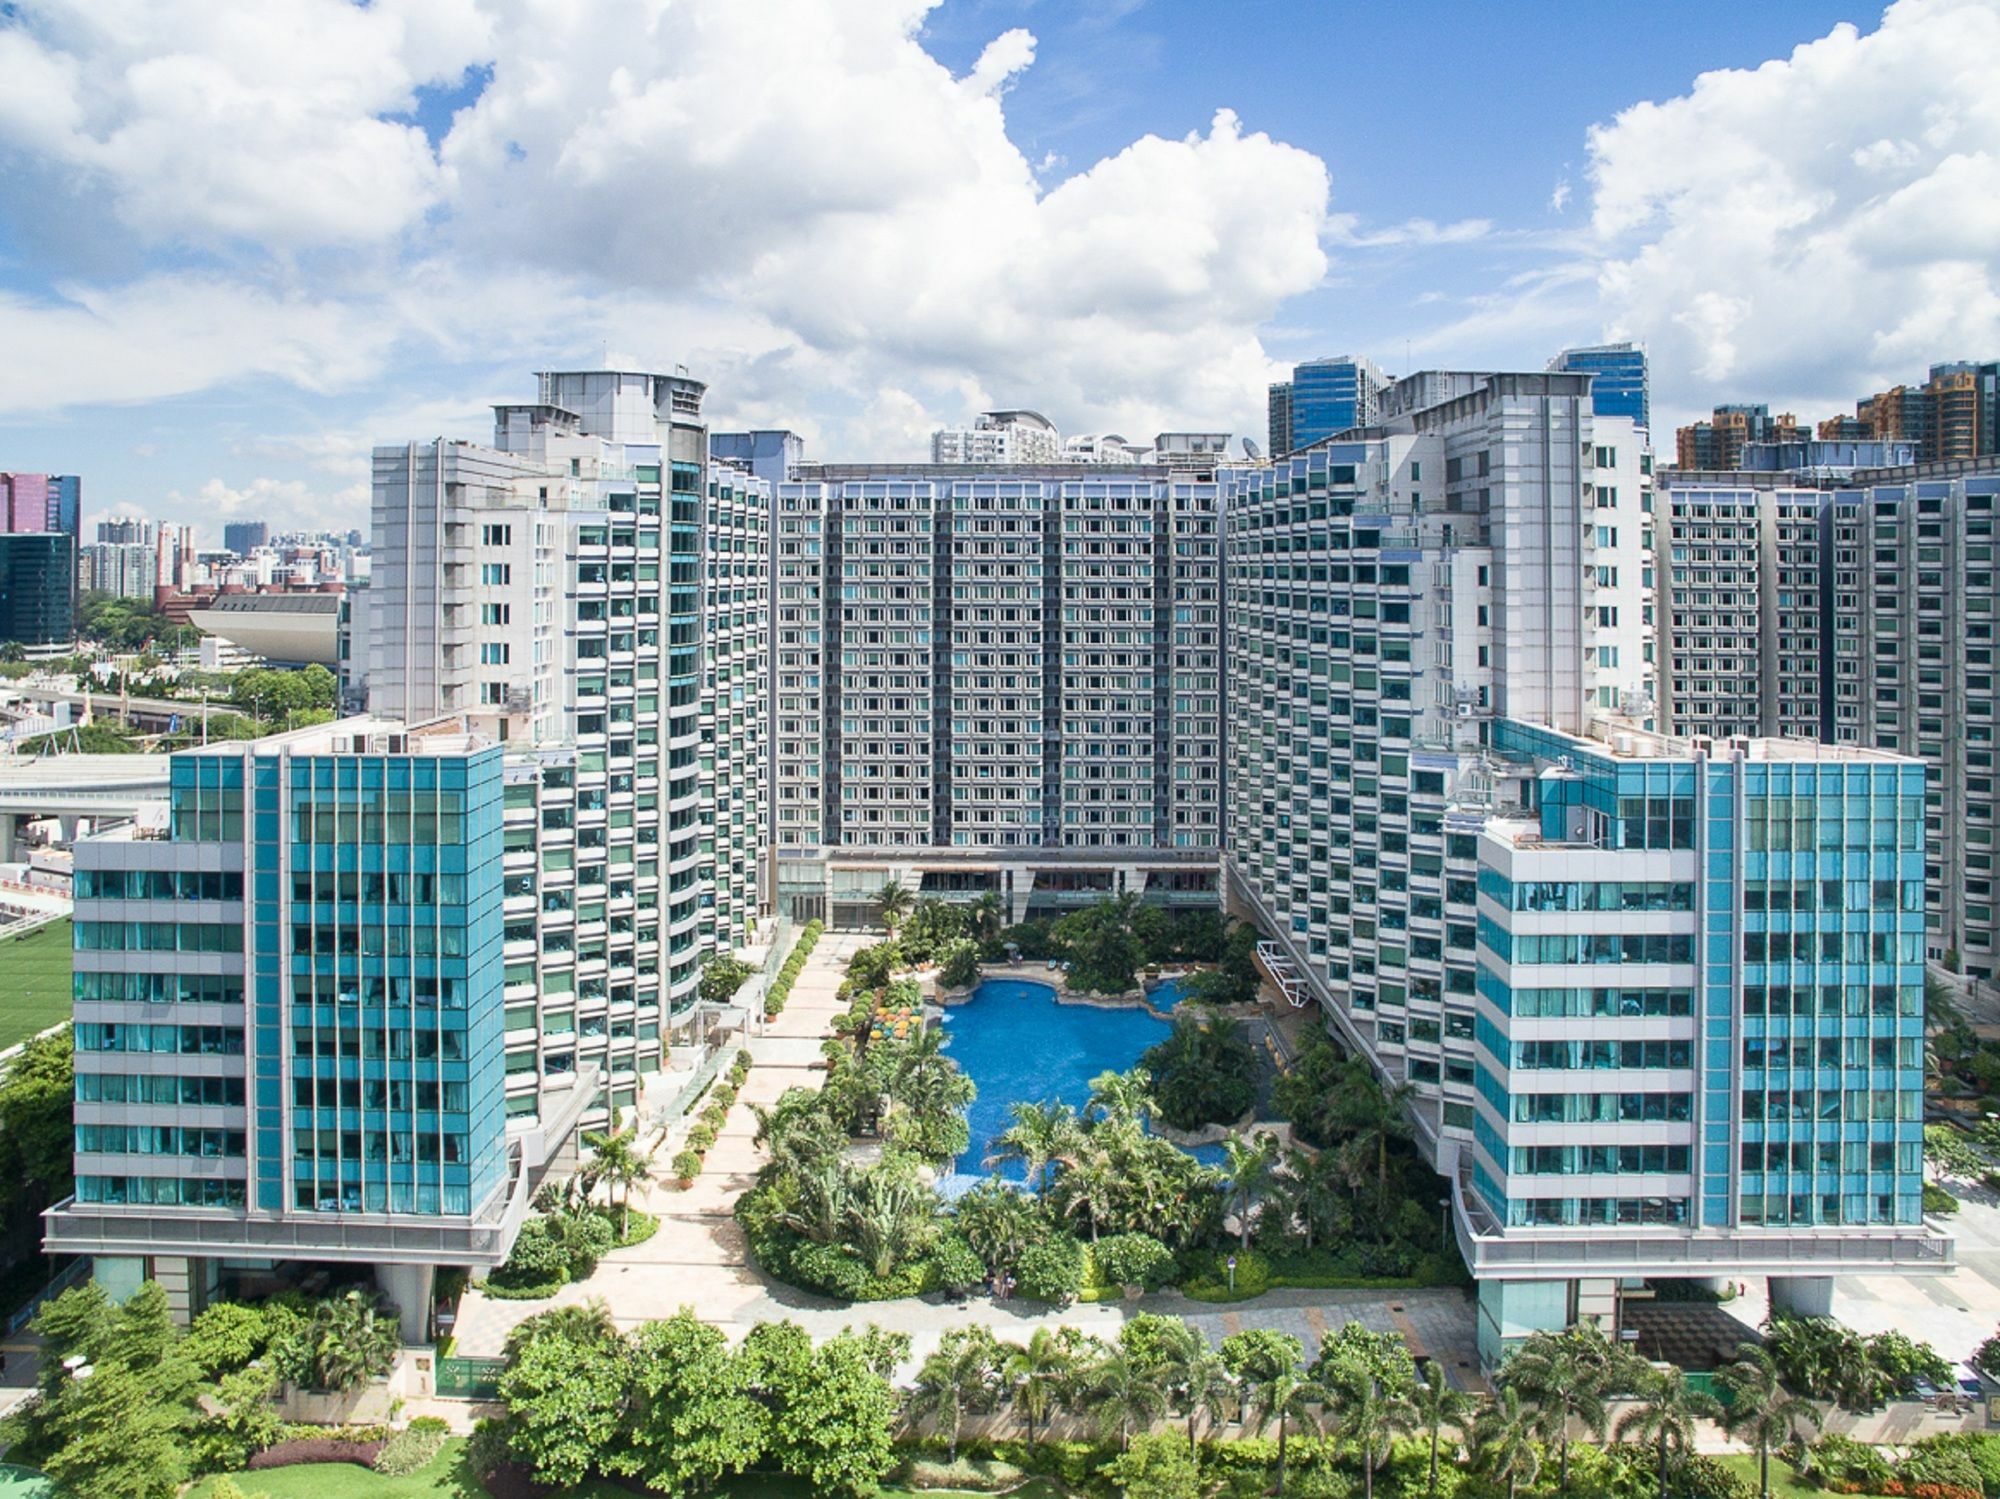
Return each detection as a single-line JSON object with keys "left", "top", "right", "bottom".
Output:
{"left": 939, "top": 978, "right": 1223, "bottom": 1186}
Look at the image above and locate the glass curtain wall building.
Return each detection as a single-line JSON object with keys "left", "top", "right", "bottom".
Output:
{"left": 46, "top": 721, "right": 525, "bottom": 1339}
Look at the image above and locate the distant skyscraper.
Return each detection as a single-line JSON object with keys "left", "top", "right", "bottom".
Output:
{"left": 96, "top": 517, "right": 153, "bottom": 546}
{"left": 1549, "top": 342, "right": 1650, "bottom": 428}
{"left": 1284, "top": 355, "right": 1389, "bottom": 450}
{"left": 1267, "top": 381, "right": 1294, "bottom": 456}
{"left": 1675, "top": 404, "right": 1808, "bottom": 469}
{"left": 223, "top": 521, "right": 269, "bottom": 554}
{"left": 711, "top": 430, "right": 804, "bottom": 489}
{"left": 0, "top": 473, "right": 80, "bottom": 534}
{"left": 0, "top": 532, "right": 76, "bottom": 643}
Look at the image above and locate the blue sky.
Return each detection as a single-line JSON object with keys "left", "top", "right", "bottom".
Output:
{"left": 0, "top": 0, "right": 1993, "bottom": 536}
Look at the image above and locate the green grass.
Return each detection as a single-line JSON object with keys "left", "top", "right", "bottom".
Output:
{"left": 0, "top": 919, "right": 70, "bottom": 1051}
{"left": 187, "top": 1441, "right": 1067, "bottom": 1499}
{"left": 1709, "top": 1452, "right": 1897, "bottom": 1499}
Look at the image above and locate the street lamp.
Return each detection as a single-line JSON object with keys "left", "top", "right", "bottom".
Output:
{"left": 1439, "top": 1197, "right": 1452, "bottom": 1251}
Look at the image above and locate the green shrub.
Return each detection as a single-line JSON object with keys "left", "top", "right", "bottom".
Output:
{"left": 938, "top": 939, "right": 983, "bottom": 990}
{"left": 495, "top": 1217, "right": 568, "bottom": 1285}
{"left": 928, "top": 1233, "right": 983, "bottom": 1291}
{"left": 671, "top": 1149, "right": 702, "bottom": 1181}
{"left": 1925, "top": 1181, "right": 1962, "bottom": 1214}
{"left": 901, "top": 1455, "right": 1025, "bottom": 1491}
{"left": 1804, "top": 1434, "right": 1895, "bottom": 1492}
{"left": 1014, "top": 1234, "right": 1087, "bottom": 1306}
{"left": 1093, "top": 1232, "right": 1177, "bottom": 1290}
{"left": 373, "top": 1421, "right": 450, "bottom": 1476}
{"left": 786, "top": 1240, "right": 929, "bottom": 1301}
{"left": 687, "top": 1123, "right": 716, "bottom": 1152}
{"left": 184, "top": 1301, "right": 270, "bottom": 1378}
{"left": 1901, "top": 1438, "right": 1990, "bottom": 1495}
{"left": 613, "top": 1209, "right": 660, "bottom": 1248}
{"left": 554, "top": 1207, "right": 616, "bottom": 1278}
{"left": 1906, "top": 1436, "right": 2000, "bottom": 1497}
{"left": 1179, "top": 1246, "right": 1273, "bottom": 1300}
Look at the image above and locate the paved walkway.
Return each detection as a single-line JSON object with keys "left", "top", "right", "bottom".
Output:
{"left": 449, "top": 934, "right": 1484, "bottom": 1382}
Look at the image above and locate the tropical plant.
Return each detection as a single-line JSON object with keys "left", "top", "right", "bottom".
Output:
{"left": 1003, "top": 1326, "right": 1082, "bottom": 1446}
{"left": 1413, "top": 1360, "right": 1474, "bottom": 1497}
{"left": 904, "top": 1327, "right": 1004, "bottom": 1463}
{"left": 1473, "top": 1385, "right": 1543, "bottom": 1499}
{"left": 1086, "top": 1066, "right": 1157, "bottom": 1129}
{"left": 1242, "top": 1367, "right": 1323, "bottom": 1494}
{"left": 989, "top": 1099, "right": 1082, "bottom": 1190}
{"left": 1220, "top": 1129, "right": 1281, "bottom": 1250}
{"left": 1079, "top": 1348, "right": 1171, "bottom": 1452}
{"left": 875, "top": 880, "right": 913, "bottom": 938}
{"left": 1613, "top": 1362, "right": 1722, "bottom": 1499}
{"left": 1500, "top": 1324, "right": 1622, "bottom": 1488}
{"left": 1141, "top": 1010, "right": 1260, "bottom": 1130}
{"left": 1326, "top": 1373, "right": 1418, "bottom": 1499}
{"left": 951, "top": 1177, "right": 1048, "bottom": 1279}
{"left": 283, "top": 1290, "right": 400, "bottom": 1392}
{"left": 1717, "top": 1344, "right": 1823, "bottom": 1499}
{"left": 584, "top": 1126, "right": 653, "bottom": 1238}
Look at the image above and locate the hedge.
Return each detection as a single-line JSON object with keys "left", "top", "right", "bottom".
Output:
{"left": 763, "top": 919, "right": 825, "bottom": 1018}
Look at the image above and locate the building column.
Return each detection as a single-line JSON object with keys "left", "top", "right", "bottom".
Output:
{"left": 1768, "top": 1275, "right": 1834, "bottom": 1318}
{"left": 376, "top": 1263, "right": 436, "bottom": 1345}
{"left": 0, "top": 815, "right": 15, "bottom": 865}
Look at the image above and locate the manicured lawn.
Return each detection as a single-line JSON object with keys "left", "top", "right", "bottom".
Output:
{"left": 1710, "top": 1451, "right": 1894, "bottom": 1499}
{"left": 0, "top": 919, "right": 70, "bottom": 1051}
{"left": 187, "top": 1442, "right": 1067, "bottom": 1499}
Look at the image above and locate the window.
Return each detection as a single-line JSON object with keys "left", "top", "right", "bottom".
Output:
{"left": 481, "top": 563, "right": 512, "bottom": 586}
{"left": 480, "top": 642, "right": 511, "bottom": 665}
{"left": 481, "top": 603, "right": 511, "bottom": 625}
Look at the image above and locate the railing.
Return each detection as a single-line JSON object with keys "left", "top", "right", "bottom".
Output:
{"left": 436, "top": 1355, "right": 508, "bottom": 1400}
{"left": 7, "top": 1256, "right": 87, "bottom": 1335}
{"left": 1254, "top": 940, "right": 1311, "bottom": 1008}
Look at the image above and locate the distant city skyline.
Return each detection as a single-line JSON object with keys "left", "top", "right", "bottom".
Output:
{"left": 2, "top": 0, "right": 1997, "bottom": 533}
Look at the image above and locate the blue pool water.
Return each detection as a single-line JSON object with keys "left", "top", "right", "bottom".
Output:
{"left": 941, "top": 978, "right": 1224, "bottom": 1185}
{"left": 1147, "top": 976, "right": 1187, "bottom": 1011}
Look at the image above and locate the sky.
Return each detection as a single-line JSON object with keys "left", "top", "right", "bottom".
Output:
{"left": 2, "top": 0, "right": 1998, "bottom": 537}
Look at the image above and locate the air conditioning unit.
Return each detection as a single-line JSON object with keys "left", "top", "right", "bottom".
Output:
{"left": 1457, "top": 703, "right": 1475, "bottom": 718}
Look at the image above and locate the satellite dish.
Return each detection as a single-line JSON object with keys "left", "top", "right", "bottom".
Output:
{"left": 1242, "top": 438, "right": 1263, "bottom": 459}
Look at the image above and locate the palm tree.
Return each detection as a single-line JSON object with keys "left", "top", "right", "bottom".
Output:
{"left": 583, "top": 1127, "right": 652, "bottom": 1239}
{"left": 1272, "top": 1146, "right": 1349, "bottom": 1252}
{"left": 305, "top": 1290, "right": 401, "bottom": 1391}
{"left": 1086, "top": 1067, "right": 1156, "bottom": 1129}
{"left": 1474, "top": 1386, "right": 1543, "bottom": 1499}
{"left": 844, "top": 1172, "right": 934, "bottom": 1278}
{"left": 906, "top": 1329, "right": 1003, "bottom": 1464}
{"left": 503, "top": 1298, "right": 619, "bottom": 1361}
{"left": 1412, "top": 1362, "right": 1473, "bottom": 1497}
{"left": 1155, "top": 1321, "right": 1234, "bottom": 1461}
{"left": 970, "top": 890, "right": 1004, "bottom": 945}
{"left": 1501, "top": 1325, "right": 1619, "bottom": 1488}
{"left": 1241, "top": 1368, "right": 1323, "bottom": 1495}
{"left": 1004, "top": 1328, "right": 1077, "bottom": 1447}
{"left": 1614, "top": 1362, "right": 1722, "bottom": 1499}
{"left": 1080, "top": 1350, "right": 1170, "bottom": 1452}
{"left": 876, "top": 879, "right": 913, "bottom": 938}
{"left": 1718, "top": 1344, "right": 1822, "bottom": 1499}
{"left": 1054, "top": 1151, "right": 1119, "bottom": 1242}
{"left": 989, "top": 1099, "right": 1081, "bottom": 1190}
{"left": 1334, "top": 1063, "right": 1414, "bottom": 1208}
{"left": 1327, "top": 1376, "right": 1418, "bottom": 1499}
{"left": 1221, "top": 1131, "right": 1280, "bottom": 1250}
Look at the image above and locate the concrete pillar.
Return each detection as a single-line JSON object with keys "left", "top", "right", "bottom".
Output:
{"left": 376, "top": 1263, "right": 436, "bottom": 1345}
{"left": 0, "top": 815, "right": 16, "bottom": 865}
{"left": 1768, "top": 1275, "right": 1834, "bottom": 1318}
{"left": 148, "top": 1256, "right": 196, "bottom": 1325}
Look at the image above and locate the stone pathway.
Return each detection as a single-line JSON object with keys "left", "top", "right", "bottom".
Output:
{"left": 448, "top": 932, "right": 1485, "bottom": 1384}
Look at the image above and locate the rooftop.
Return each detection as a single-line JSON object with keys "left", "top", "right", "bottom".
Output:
{"left": 1536, "top": 716, "right": 1916, "bottom": 766}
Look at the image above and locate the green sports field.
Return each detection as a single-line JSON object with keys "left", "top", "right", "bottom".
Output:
{"left": 0, "top": 918, "right": 71, "bottom": 1051}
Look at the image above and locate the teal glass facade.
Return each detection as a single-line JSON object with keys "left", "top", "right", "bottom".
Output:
{"left": 1473, "top": 720, "right": 1927, "bottom": 1234}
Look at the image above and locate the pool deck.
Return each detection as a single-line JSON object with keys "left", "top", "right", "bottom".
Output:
{"left": 444, "top": 934, "right": 1484, "bottom": 1385}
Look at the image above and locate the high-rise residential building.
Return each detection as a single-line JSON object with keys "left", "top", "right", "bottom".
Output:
{"left": 1674, "top": 405, "right": 1809, "bottom": 470}
{"left": 930, "top": 410, "right": 1062, "bottom": 465}
{"left": 1656, "top": 459, "right": 2000, "bottom": 982}
{"left": 40, "top": 720, "right": 577, "bottom": 1338}
{"left": 1549, "top": 342, "right": 1650, "bottom": 429}
{"left": 1267, "top": 381, "right": 1294, "bottom": 457}
{"left": 369, "top": 370, "right": 769, "bottom": 1132}
{"left": 1225, "top": 369, "right": 1942, "bottom": 1362}
{"left": 96, "top": 517, "right": 153, "bottom": 546}
{"left": 0, "top": 532, "right": 76, "bottom": 645}
{"left": 1837, "top": 361, "right": 2000, "bottom": 463}
{"left": 223, "top": 521, "right": 270, "bottom": 555}
{"left": 79, "top": 541, "right": 159, "bottom": 601}
{"left": 771, "top": 462, "right": 1222, "bottom": 926}
{"left": 1285, "top": 355, "right": 1390, "bottom": 450}
{"left": 0, "top": 473, "right": 79, "bottom": 534}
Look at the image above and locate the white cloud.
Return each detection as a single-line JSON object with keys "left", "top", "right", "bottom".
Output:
{"left": 1549, "top": 178, "right": 1572, "bottom": 213}
{"left": 0, "top": 0, "right": 489, "bottom": 248}
{"left": 1581, "top": 0, "right": 2000, "bottom": 423}
{"left": 165, "top": 476, "right": 368, "bottom": 536}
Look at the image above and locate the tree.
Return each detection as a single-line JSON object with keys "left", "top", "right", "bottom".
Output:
{"left": 1925, "top": 1123, "right": 1988, "bottom": 1182}
{"left": 618, "top": 1310, "right": 765, "bottom": 1494}
{"left": 499, "top": 1318, "right": 630, "bottom": 1489}
{"left": 41, "top": 1360, "right": 192, "bottom": 1499}
{"left": 585, "top": 1127, "right": 653, "bottom": 1238}
{"left": 289, "top": 1290, "right": 400, "bottom": 1391}
{"left": 504, "top": 1299, "right": 620, "bottom": 1361}
{"left": 1152, "top": 1321, "right": 1232, "bottom": 1462}
{"left": 1079, "top": 1349, "right": 1171, "bottom": 1452}
{"left": 938, "top": 938, "right": 983, "bottom": 989}
{"left": 905, "top": 1327, "right": 1004, "bottom": 1462}
{"left": 1500, "top": 1324, "right": 1620, "bottom": 1488}
{"left": 1242, "top": 1368, "right": 1321, "bottom": 1495}
{"left": 1053, "top": 894, "right": 1147, "bottom": 995}
{"left": 1473, "top": 1386, "right": 1543, "bottom": 1499}
{"left": 969, "top": 890, "right": 1005, "bottom": 946}
{"left": 0, "top": 1026, "right": 76, "bottom": 1215}
{"left": 1220, "top": 1130, "right": 1280, "bottom": 1250}
{"left": 743, "top": 1325, "right": 898, "bottom": 1497}
{"left": 1101, "top": 1430, "right": 1204, "bottom": 1499}
{"left": 1271, "top": 1145, "right": 1350, "bottom": 1253}
{"left": 1004, "top": 1327, "right": 1081, "bottom": 1447}
{"left": 699, "top": 954, "right": 756, "bottom": 1006}
{"left": 1413, "top": 1361, "right": 1474, "bottom": 1497}
{"left": 1613, "top": 1362, "right": 1722, "bottom": 1499}
{"left": 989, "top": 1099, "right": 1081, "bottom": 1191}
{"left": 1141, "top": 1011, "right": 1260, "bottom": 1130}
{"left": 1086, "top": 1067, "right": 1157, "bottom": 1129}
{"left": 952, "top": 1178, "right": 1048, "bottom": 1279}
{"left": 876, "top": 880, "right": 913, "bottom": 938}
{"left": 1327, "top": 1374, "right": 1417, "bottom": 1499}
{"left": 1717, "top": 1344, "right": 1822, "bottom": 1499}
